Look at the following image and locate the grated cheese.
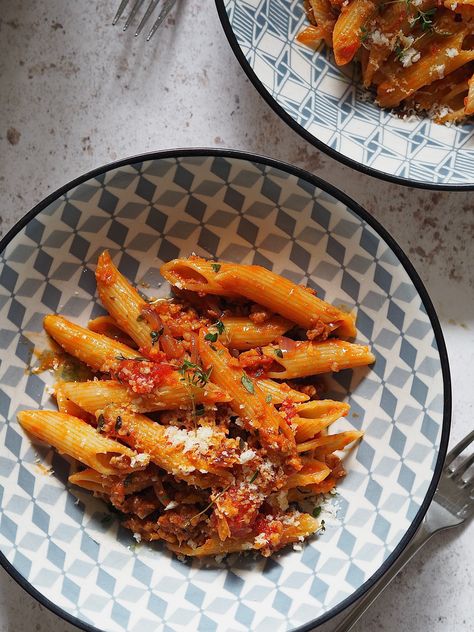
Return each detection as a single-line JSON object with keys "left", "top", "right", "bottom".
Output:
{"left": 370, "top": 30, "right": 390, "bottom": 46}
{"left": 165, "top": 425, "right": 215, "bottom": 454}
{"left": 445, "top": 48, "right": 458, "bottom": 58}
{"left": 400, "top": 48, "right": 421, "bottom": 68}
{"left": 434, "top": 64, "right": 445, "bottom": 79}
{"left": 239, "top": 449, "right": 256, "bottom": 464}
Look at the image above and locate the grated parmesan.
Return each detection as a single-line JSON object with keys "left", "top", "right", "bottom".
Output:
{"left": 165, "top": 425, "right": 215, "bottom": 454}
{"left": 239, "top": 449, "right": 256, "bottom": 464}
{"left": 400, "top": 48, "right": 421, "bottom": 68}
{"left": 445, "top": 48, "right": 458, "bottom": 58}
{"left": 433, "top": 64, "right": 445, "bottom": 79}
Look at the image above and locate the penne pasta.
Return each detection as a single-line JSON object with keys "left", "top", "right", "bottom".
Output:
{"left": 255, "top": 378, "right": 309, "bottom": 404}
{"left": 284, "top": 459, "right": 331, "bottom": 489}
{"left": 55, "top": 383, "right": 92, "bottom": 421}
{"left": 97, "top": 405, "right": 238, "bottom": 488}
{"left": 95, "top": 251, "right": 157, "bottom": 352}
{"left": 220, "top": 315, "right": 292, "bottom": 350}
{"left": 17, "top": 410, "right": 150, "bottom": 476}
{"left": 160, "top": 257, "right": 237, "bottom": 296}
{"left": 298, "top": 430, "right": 363, "bottom": 454}
{"left": 262, "top": 340, "right": 375, "bottom": 379}
{"left": 293, "top": 399, "right": 351, "bottom": 442}
{"left": 87, "top": 315, "right": 137, "bottom": 348}
{"left": 164, "top": 512, "right": 319, "bottom": 557}
{"left": 333, "top": 0, "right": 379, "bottom": 66}
{"left": 215, "top": 264, "right": 356, "bottom": 338}
{"left": 60, "top": 379, "right": 231, "bottom": 414}
{"left": 44, "top": 314, "right": 140, "bottom": 373}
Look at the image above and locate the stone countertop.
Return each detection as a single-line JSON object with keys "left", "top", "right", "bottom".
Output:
{"left": 0, "top": 1, "right": 472, "bottom": 631}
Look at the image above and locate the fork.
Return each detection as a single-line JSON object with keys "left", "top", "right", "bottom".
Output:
{"left": 334, "top": 430, "right": 474, "bottom": 632}
{"left": 112, "top": 0, "right": 177, "bottom": 40}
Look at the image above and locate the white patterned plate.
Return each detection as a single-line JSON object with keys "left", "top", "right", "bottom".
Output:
{"left": 216, "top": 0, "right": 474, "bottom": 189}
{"left": 0, "top": 150, "right": 450, "bottom": 631}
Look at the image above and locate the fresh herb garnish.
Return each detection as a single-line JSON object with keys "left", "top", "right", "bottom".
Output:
{"left": 210, "top": 344, "right": 218, "bottom": 351}
{"left": 150, "top": 328, "right": 164, "bottom": 345}
{"left": 215, "top": 320, "right": 225, "bottom": 335}
{"left": 195, "top": 403, "right": 205, "bottom": 416}
{"left": 211, "top": 263, "right": 221, "bottom": 273}
{"left": 115, "top": 415, "right": 122, "bottom": 431}
{"left": 312, "top": 506, "right": 322, "bottom": 518}
{"left": 204, "top": 332, "right": 218, "bottom": 343}
{"left": 179, "top": 359, "right": 213, "bottom": 387}
{"left": 265, "top": 394, "right": 273, "bottom": 404}
{"left": 184, "top": 484, "right": 230, "bottom": 527}
{"left": 319, "top": 519, "right": 326, "bottom": 533}
{"left": 97, "top": 414, "right": 105, "bottom": 433}
{"left": 241, "top": 374, "right": 255, "bottom": 394}
{"left": 249, "top": 471, "right": 259, "bottom": 484}
{"left": 359, "top": 24, "right": 370, "bottom": 43}
{"left": 274, "top": 348, "right": 283, "bottom": 358}
{"left": 411, "top": 7, "right": 437, "bottom": 32}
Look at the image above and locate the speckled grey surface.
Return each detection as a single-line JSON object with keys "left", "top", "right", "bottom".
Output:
{"left": 0, "top": 1, "right": 472, "bottom": 631}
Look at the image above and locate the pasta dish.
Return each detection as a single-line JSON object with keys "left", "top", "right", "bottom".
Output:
{"left": 298, "top": 0, "right": 474, "bottom": 123}
{"left": 19, "top": 253, "right": 374, "bottom": 558}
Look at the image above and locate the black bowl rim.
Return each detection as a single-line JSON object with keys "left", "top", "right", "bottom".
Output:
{"left": 0, "top": 148, "right": 451, "bottom": 632}
{"left": 214, "top": 0, "right": 474, "bottom": 192}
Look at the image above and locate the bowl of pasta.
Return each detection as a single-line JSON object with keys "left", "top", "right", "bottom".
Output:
{"left": 216, "top": 0, "right": 474, "bottom": 188}
{"left": 0, "top": 149, "right": 450, "bottom": 632}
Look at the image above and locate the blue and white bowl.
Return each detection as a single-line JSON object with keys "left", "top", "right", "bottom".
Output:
{"left": 0, "top": 150, "right": 450, "bottom": 631}
{"left": 216, "top": 0, "right": 474, "bottom": 189}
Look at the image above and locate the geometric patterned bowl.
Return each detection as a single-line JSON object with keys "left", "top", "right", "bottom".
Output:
{"left": 0, "top": 150, "right": 450, "bottom": 632}
{"left": 216, "top": 0, "right": 474, "bottom": 190}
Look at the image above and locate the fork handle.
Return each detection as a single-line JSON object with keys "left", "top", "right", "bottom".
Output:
{"left": 332, "top": 521, "right": 434, "bottom": 632}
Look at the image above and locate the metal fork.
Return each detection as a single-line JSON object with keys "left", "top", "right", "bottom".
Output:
{"left": 334, "top": 430, "right": 474, "bottom": 632}
{"left": 112, "top": 0, "right": 177, "bottom": 40}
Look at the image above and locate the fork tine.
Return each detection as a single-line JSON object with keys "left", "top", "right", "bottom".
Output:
{"left": 445, "top": 430, "right": 474, "bottom": 467}
{"left": 146, "top": 0, "right": 177, "bottom": 40}
{"left": 135, "top": 0, "right": 160, "bottom": 36}
{"left": 123, "top": 0, "right": 145, "bottom": 31}
{"left": 452, "top": 453, "right": 474, "bottom": 481}
{"left": 113, "top": 0, "right": 130, "bottom": 25}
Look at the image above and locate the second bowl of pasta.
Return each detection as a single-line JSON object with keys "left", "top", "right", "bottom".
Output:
{"left": 0, "top": 149, "right": 450, "bottom": 632}
{"left": 216, "top": 0, "right": 474, "bottom": 188}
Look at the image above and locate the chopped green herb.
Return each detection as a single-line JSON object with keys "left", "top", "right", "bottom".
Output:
{"left": 249, "top": 471, "right": 259, "bottom": 484}
{"left": 97, "top": 414, "right": 105, "bottom": 433}
{"left": 265, "top": 394, "right": 273, "bottom": 404}
{"left": 211, "top": 263, "right": 221, "bottom": 273}
{"left": 215, "top": 320, "right": 225, "bottom": 335}
{"left": 312, "top": 506, "right": 322, "bottom": 518}
{"left": 195, "top": 404, "right": 205, "bottom": 416}
{"left": 319, "top": 519, "right": 326, "bottom": 533}
{"left": 115, "top": 416, "right": 122, "bottom": 431}
{"left": 359, "top": 24, "right": 370, "bottom": 43}
{"left": 210, "top": 344, "right": 218, "bottom": 351}
{"left": 411, "top": 7, "right": 437, "bottom": 32}
{"left": 241, "top": 374, "right": 255, "bottom": 394}
{"left": 179, "top": 359, "right": 213, "bottom": 387}
{"left": 204, "top": 332, "right": 218, "bottom": 343}
{"left": 274, "top": 348, "right": 283, "bottom": 358}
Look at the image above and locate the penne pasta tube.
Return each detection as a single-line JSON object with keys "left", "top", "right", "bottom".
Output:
{"left": 160, "top": 257, "right": 237, "bottom": 296}
{"left": 378, "top": 34, "right": 474, "bottom": 108}
{"left": 87, "top": 315, "right": 137, "bottom": 348}
{"left": 198, "top": 331, "right": 299, "bottom": 463}
{"left": 98, "top": 405, "right": 237, "bottom": 488}
{"left": 332, "top": 0, "right": 379, "bottom": 66}
{"left": 220, "top": 315, "right": 292, "bottom": 350}
{"left": 55, "top": 383, "right": 91, "bottom": 421}
{"left": 44, "top": 314, "right": 140, "bottom": 373}
{"left": 465, "top": 73, "right": 474, "bottom": 115}
{"left": 166, "top": 512, "right": 318, "bottom": 556}
{"left": 215, "top": 265, "right": 356, "bottom": 338}
{"left": 293, "top": 400, "right": 350, "bottom": 442}
{"left": 298, "top": 430, "right": 363, "bottom": 454}
{"left": 68, "top": 466, "right": 157, "bottom": 496}
{"left": 95, "top": 251, "right": 156, "bottom": 351}
{"left": 61, "top": 379, "right": 231, "bottom": 415}
{"left": 262, "top": 340, "right": 375, "bottom": 379}
{"left": 17, "top": 410, "right": 150, "bottom": 476}
{"left": 256, "top": 379, "right": 309, "bottom": 404}
{"left": 284, "top": 459, "right": 331, "bottom": 489}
